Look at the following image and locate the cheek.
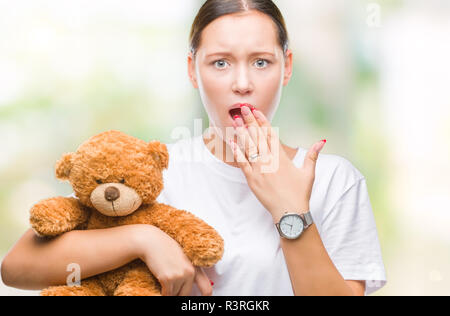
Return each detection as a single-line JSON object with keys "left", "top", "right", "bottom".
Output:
{"left": 259, "top": 77, "right": 282, "bottom": 101}
{"left": 197, "top": 71, "right": 230, "bottom": 123}
{"left": 259, "top": 65, "right": 283, "bottom": 89}
{"left": 198, "top": 69, "right": 228, "bottom": 102}
{"left": 258, "top": 69, "right": 284, "bottom": 102}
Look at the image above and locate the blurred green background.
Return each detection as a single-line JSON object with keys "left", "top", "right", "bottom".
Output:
{"left": 1, "top": 0, "right": 449, "bottom": 295}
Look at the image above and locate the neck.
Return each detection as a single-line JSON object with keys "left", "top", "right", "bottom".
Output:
{"left": 202, "top": 131, "right": 240, "bottom": 168}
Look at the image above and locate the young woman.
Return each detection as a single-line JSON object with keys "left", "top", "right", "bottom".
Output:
{"left": 1, "top": 0, "right": 386, "bottom": 296}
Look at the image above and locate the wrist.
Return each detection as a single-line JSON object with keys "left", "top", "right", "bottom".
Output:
{"left": 128, "top": 224, "right": 160, "bottom": 261}
{"left": 271, "top": 203, "right": 310, "bottom": 224}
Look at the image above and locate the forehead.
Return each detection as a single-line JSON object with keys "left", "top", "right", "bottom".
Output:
{"left": 198, "top": 10, "right": 279, "bottom": 56}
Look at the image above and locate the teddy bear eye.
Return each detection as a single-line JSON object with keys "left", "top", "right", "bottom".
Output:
{"left": 119, "top": 178, "right": 125, "bottom": 184}
{"left": 95, "top": 179, "right": 103, "bottom": 184}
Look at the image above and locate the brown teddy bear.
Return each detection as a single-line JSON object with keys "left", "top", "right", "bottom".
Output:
{"left": 29, "top": 130, "right": 224, "bottom": 296}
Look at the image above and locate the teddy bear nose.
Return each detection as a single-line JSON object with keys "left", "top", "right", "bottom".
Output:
{"left": 105, "top": 186, "right": 120, "bottom": 201}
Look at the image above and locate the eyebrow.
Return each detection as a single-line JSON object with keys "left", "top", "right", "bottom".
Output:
{"left": 205, "top": 51, "right": 275, "bottom": 58}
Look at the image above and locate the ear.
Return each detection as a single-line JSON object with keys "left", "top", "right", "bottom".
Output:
{"left": 187, "top": 52, "right": 199, "bottom": 89}
{"left": 148, "top": 141, "right": 169, "bottom": 170}
{"left": 282, "top": 49, "right": 293, "bottom": 86}
{"left": 55, "top": 153, "right": 74, "bottom": 180}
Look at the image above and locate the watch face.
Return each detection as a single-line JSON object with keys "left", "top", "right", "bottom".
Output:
{"left": 280, "top": 214, "right": 304, "bottom": 239}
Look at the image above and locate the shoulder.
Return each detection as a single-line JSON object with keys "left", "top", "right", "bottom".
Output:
{"left": 319, "top": 151, "right": 365, "bottom": 194}
{"left": 161, "top": 136, "right": 198, "bottom": 163}
{"left": 320, "top": 152, "right": 364, "bottom": 183}
{"left": 296, "top": 147, "right": 366, "bottom": 210}
{"left": 158, "top": 136, "right": 203, "bottom": 183}
{"left": 296, "top": 147, "right": 364, "bottom": 183}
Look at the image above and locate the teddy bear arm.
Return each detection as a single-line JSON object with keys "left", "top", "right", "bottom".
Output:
{"left": 41, "top": 278, "right": 106, "bottom": 296}
{"left": 30, "top": 197, "right": 90, "bottom": 237}
{"left": 113, "top": 264, "right": 162, "bottom": 296}
{"left": 150, "top": 205, "right": 225, "bottom": 267}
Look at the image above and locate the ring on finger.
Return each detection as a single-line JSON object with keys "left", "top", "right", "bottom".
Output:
{"left": 248, "top": 152, "right": 260, "bottom": 163}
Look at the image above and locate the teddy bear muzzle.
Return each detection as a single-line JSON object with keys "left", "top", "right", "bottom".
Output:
{"left": 90, "top": 183, "right": 142, "bottom": 217}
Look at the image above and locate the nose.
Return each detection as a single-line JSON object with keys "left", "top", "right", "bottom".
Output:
{"left": 105, "top": 186, "right": 120, "bottom": 201}
{"left": 232, "top": 66, "right": 253, "bottom": 95}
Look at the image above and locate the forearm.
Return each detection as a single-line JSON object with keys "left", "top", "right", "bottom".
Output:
{"left": 269, "top": 201, "right": 354, "bottom": 296}
{"left": 1, "top": 225, "right": 151, "bottom": 290}
{"left": 279, "top": 222, "right": 354, "bottom": 296}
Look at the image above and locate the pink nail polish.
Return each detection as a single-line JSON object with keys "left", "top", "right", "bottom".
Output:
{"left": 241, "top": 105, "right": 251, "bottom": 116}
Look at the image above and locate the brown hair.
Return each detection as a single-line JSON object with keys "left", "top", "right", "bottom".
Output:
{"left": 189, "top": 0, "right": 289, "bottom": 59}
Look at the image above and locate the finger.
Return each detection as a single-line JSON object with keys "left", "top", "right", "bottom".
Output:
{"left": 253, "top": 110, "right": 280, "bottom": 153}
{"left": 234, "top": 117, "right": 259, "bottom": 160}
{"left": 177, "top": 275, "right": 195, "bottom": 296}
{"left": 161, "top": 281, "right": 174, "bottom": 296}
{"left": 240, "top": 105, "right": 262, "bottom": 142}
{"left": 240, "top": 104, "right": 259, "bottom": 128}
{"left": 240, "top": 106, "right": 270, "bottom": 157}
{"left": 248, "top": 125, "right": 270, "bottom": 164}
{"left": 169, "top": 278, "right": 184, "bottom": 297}
{"left": 227, "top": 138, "right": 253, "bottom": 175}
{"left": 194, "top": 267, "right": 213, "bottom": 296}
{"left": 303, "top": 139, "right": 327, "bottom": 175}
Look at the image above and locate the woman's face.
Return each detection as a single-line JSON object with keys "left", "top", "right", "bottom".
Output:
{"left": 188, "top": 10, "right": 293, "bottom": 139}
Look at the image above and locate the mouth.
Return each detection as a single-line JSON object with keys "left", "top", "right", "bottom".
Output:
{"left": 229, "top": 107, "right": 243, "bottom": 121}
{"left": 228, "top": 103, "right": 255, "bottom": 121}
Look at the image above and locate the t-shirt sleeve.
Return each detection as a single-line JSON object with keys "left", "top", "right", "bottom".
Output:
{"left": 320, "top": 177, "right": 387, "bottom": 296}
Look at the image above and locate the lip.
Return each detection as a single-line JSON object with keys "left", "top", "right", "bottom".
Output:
{"left": 229, "top": 103, "right": 255, "bottom": 111}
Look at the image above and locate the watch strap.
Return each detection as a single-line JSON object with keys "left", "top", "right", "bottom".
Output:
{"left": 301, "top": 211, "right": 313, "bottom": 228}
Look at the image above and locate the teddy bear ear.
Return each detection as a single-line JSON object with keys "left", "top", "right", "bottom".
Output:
{"left": 148, "top": 141, "right": 169, "bottom": 170}
{"left": 55, "top": 153, "right": 74, "bottom": 180}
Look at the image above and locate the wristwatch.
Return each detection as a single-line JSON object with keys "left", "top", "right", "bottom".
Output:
{"left": 275, "top": 211, "right": 314, "bottom": 240}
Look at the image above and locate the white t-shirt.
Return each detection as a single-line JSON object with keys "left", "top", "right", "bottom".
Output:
{"left": 156, "top": 135, "right": 386, "bottom": 296}
{"left": 69, "top": 135, "right": 387, "bottom": 296}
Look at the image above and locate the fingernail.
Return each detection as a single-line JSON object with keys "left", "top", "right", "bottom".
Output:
{"left": 315, "top": 140, "right": 326, "bottom": 153}
{"left": 210, "top": 280, "right": 214, "bottom": 286}
{"left": 235, "top": 117, "right": 244, "bottom": 127}
{"left": 241, "top": 106, "right": 251, "bottom": 116}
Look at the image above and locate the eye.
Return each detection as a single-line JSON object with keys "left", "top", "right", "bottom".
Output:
{"left": 95, "top": 179, "right": 103, "bottom": 184}
{"left": 255, "top": 59, "right": 271, "bottom": 69}
{"left": 213, "top": 59, "right": 229, "bottom": 69}
{"left": 119, "top": 178, "right": 125, "bottom": 184}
